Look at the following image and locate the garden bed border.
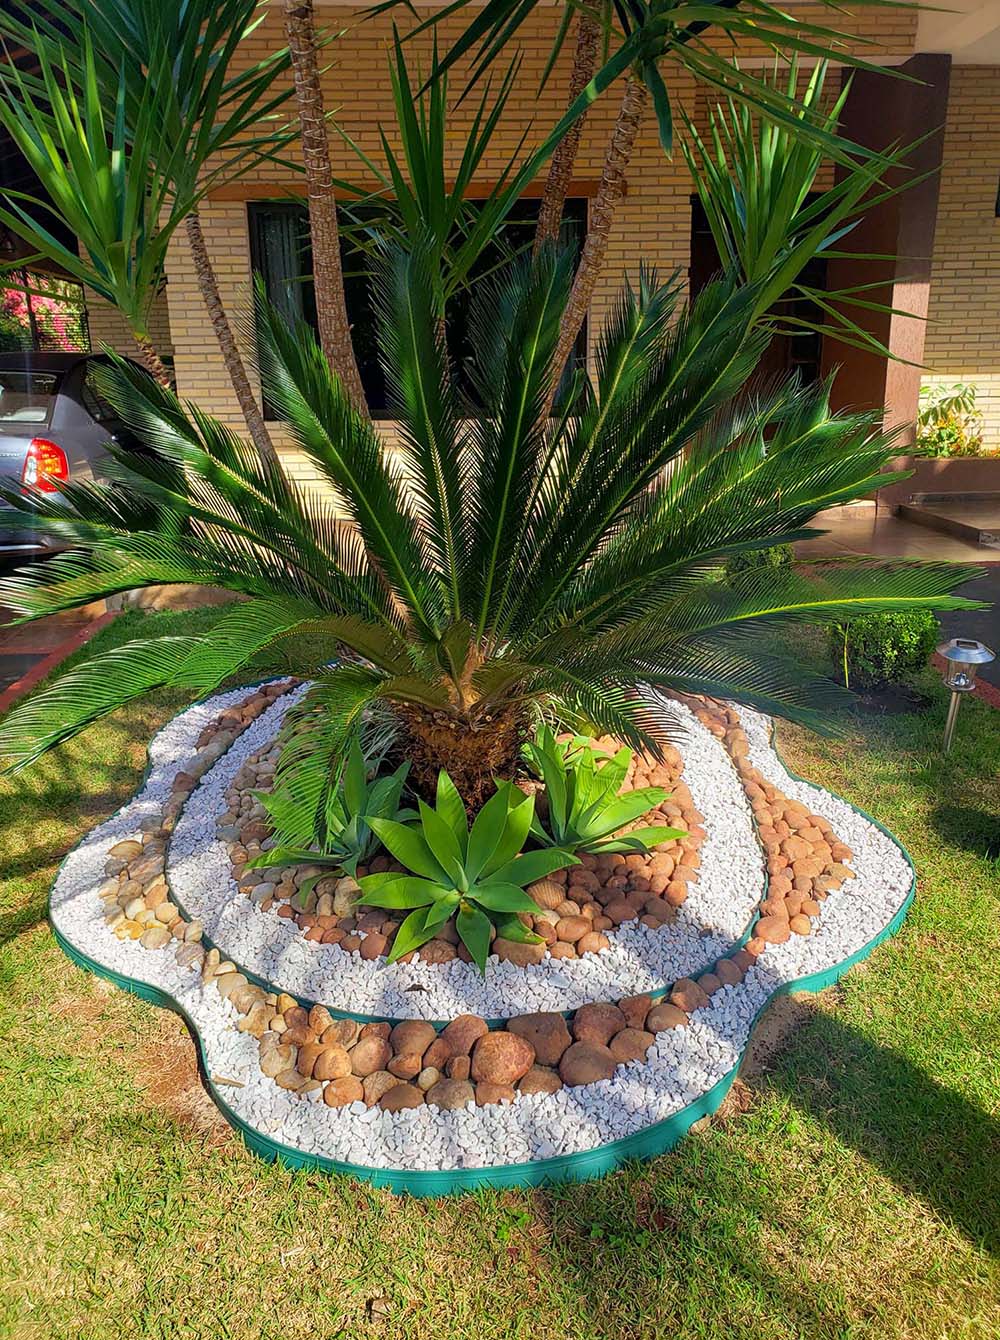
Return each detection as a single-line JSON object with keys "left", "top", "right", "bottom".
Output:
{"left": 48, "top": 704, "right": 915, "bottom": 1196}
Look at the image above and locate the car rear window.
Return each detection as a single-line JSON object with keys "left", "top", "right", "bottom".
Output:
{"left": 0, "top": 371, "right": 61, "bottom": 425}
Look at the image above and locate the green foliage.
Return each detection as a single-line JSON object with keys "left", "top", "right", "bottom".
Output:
{"left": 682, "top": 59, "right": 924, "bottom": 360}
{"left": 376, "top": 0, "right": 906, "bottom": 162}
{"left": 522, "top": 726, "right": 682, "bottom": 855}
{"left": 830, "top": 611, "right": 939, "bottom": 690}
{"left": 0, "top": 247, "right": 983, "bottom": 781}
{"left": 358, "top": 771, "right": 576, "bottom": 972}
{"left": 0, "top": 29, "right": 183, "bottom": 336}
{"left": 916, "top": 383, "right": 987, "bottom": 458}
{"left": 246, "top": 739, "right": 412, "bottom": 880}
{"left": 335, "top": 30, "right": 552, "bottom": 313}
{"left": 724, "top": 544, "right": 795, "bottom": 580}
{"left": 0, "top": 0, "right": 294, "bottom": 337}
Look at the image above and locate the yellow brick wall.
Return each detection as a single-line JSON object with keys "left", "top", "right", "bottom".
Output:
{"left": 155, "top": 3, "right": 917, "bottom": 481}
{"left": 922, "top": 65, "right": 1000, "bottom": 451}
{"left": 86, "top": 287, "right": 174, "bottom": 365}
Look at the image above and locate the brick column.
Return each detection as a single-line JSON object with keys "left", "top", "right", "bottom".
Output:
{"left": 822, "top": 54, "right": 952, "bottom": 466}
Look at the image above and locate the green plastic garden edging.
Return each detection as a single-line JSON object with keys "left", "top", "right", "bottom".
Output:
{"left": 48, "top": 690, "right": 918, "bottom": 1195}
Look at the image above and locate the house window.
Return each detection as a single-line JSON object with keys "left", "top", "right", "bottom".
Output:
{"left": 248, "top": 197, "right": 588, "bottom": 419}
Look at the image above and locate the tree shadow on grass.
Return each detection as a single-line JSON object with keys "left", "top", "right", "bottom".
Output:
{"left": 764, "top": 1010, "right": 1000, "bottom": 1255}
{"left": 524, "top": 1011, "right": 999, "bottom": 1340}
{"left": 926, "top": 803, "right": 1000, "bottom": 861}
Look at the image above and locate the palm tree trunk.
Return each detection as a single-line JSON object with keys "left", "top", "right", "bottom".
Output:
{"left": 185, "top": 211, "right": 280, "bottom": 468}
{"left": 133, "top": 333, "right": 171, "bottom": 387}
{"left": 547, "top": 72, "right": 648, "bottom": 405}
{"left": 533, "top": 12, "right": 600, "bottom": 255}
{"left": 282, "top": 0, "right": 367, "bottom": 414}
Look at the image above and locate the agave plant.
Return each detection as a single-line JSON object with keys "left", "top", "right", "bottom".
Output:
{"left": 0, "top": 243, "right": 980, "bottom": 828}
{"left": 358, "top": 771, "right": 576, "bottom": 971}
{"left": 522, "top": 727, "right": 683, "bottom": 856}
{"left": 246, "top": 739, "right": 412, "bottom": 879}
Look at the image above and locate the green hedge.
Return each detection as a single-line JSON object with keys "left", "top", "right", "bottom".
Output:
{"left": 724, "top": 544, "right": 794, "bottom": 579}
{"left": 830, "top": 611, "right": 939, "bottom": 689}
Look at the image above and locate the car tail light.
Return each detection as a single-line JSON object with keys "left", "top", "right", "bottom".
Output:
{"left": 22, "top": 437, "right": 69, "bottom": 492}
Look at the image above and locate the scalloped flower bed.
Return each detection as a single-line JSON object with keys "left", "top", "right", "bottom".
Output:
{"left": 49, "top": 683, "right": 914, "bottom": 1194}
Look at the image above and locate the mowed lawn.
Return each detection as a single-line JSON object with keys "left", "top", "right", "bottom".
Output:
{"left": 0, "top": 607, "right": 998, "bottom": 1340}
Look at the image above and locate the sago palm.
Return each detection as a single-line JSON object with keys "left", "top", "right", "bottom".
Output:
{"left": 0, "top": 245, "right": 979, "bottom": 823}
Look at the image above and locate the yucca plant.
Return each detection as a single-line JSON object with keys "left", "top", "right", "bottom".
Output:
{"left": 0, "top": 29, "right": 185, "bottom": 381}
{"left": 0, "top": 243, "right": 981, "bottom": 824}
{"left": 681, "top": 60, "right": 927, "bottom": 360}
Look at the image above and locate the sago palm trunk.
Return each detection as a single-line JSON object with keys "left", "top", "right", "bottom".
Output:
{"left": 547, "top": 72, "right": 649, "bottom": 405}
{"left": 283, "top": 0, "right": 367, "bottom": 414}
{"left": 185, "top": 210, "right": 280, "bottom": 468}
{"left": 394, "top": 703, "right": 528, "bottom": 809}
{"left": 533, "top": 11, "right": 600, "bottom": 254}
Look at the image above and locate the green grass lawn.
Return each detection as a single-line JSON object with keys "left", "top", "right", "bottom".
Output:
{"left": 1, "top": 608, "right": 998, "bottom": 1340}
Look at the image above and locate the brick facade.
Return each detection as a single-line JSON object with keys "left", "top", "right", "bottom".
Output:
{"left": 87, "top": 2, "right": 1000, "bottom": 478}
{"left": 921, "top": 64, "right": 1000, "bottom": 449}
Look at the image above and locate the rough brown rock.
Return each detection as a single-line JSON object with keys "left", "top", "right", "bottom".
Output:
{"left": 559, "top": 1042, "right": 617, "bottom": 1086}
{"left": 379, "top": 1082, "right": 425, "bottom": 1112}
{"left": 440, "top": 1014, "right": 488, "bottom": 1057}
{"left": 425, "top": 1078, "right": 476, "bottom": 1110}
{"left": 389, "top": 1020, "right": 436, "bottom": 1057}
{"left": 259, "top": 1043, "right": 297, "bottom": 1078}
{"left": 493, "top": 937, "right": 546, "bottom": 967}
{"left": 756, "top": 915, "right": 791, "bottom": 945}
{"left": 362, "top": 1070, "right": 402, "bottom": 1106}
{"left": 609, "top": 1028, "right": 655, "bottom": 1063}
{"left": 445, "top": 1055, "right": 471, "bottom": 1081}
{"left": 647, "top": 1003, "right": 689, "bottom": 1031}
{"left": 350, "top": 1035, "right": 392, "bottom": 1077}
{"left": 475, "top": 1081, "right": 517, "bottom": 1105}
{"left": 470, "top": 1031, "right": 535, "bottom": 1085}
{"left": 517, "top": 1065, "right": 564, "bottom": 1096}
{"left": 669, "top": 978, "right": 710, "bottom": 1012}
{"left": 577, "top": 931, "right": 611, "bottom": 954}
{"left": 618, "top": 994, "right": 652, "bottom": 1029}
{"left": 572, "top": 1002, "right": 626, "bottom": 1047}
{"left": 506, "top": 1012, "right": 572, "bottom": 1067}
{"left": 313, "top": 1044, "right": 352, "bottom": 1081}
{"left": 715, "top": 959, "right": 743, "bottom": 988}
{"left": 323, "top": 1076, "right": 364, "bottom": 1107}
{"left": 388, "top": 1052, "right": 423, "bottom": 1080}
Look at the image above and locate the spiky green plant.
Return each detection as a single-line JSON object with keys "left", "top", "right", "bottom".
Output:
{"left": 358, "top": 771, "right": 575, "bottom": 971}
{"left": 522, "top": 727, "right": 682, "bottom": 856}
{"left": 681, "top": 59, "right": 927, "bottom": 360}
{"left": 246, "top": 739, "right": 412, "bottom": 879}
{"left": 0, "top": 245, "right": 982, "bottom": 823}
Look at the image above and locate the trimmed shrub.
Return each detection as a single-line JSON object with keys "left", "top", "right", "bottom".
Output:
{"left": 724, "top": 544, "right": 795, "bottom": 579}
{"left": 830, "top": 611, "right": 939, "bottom": 689}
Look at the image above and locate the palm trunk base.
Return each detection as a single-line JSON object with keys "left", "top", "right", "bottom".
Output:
{"left": 392, "top": 705, "right": 529, "bottom": 810}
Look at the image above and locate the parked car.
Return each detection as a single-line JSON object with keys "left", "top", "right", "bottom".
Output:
{"left": 0, "top": 351, "right": 146, "bottom": 557}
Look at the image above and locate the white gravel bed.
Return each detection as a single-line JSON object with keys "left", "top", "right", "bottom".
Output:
{"left": 50, "top": 696, "right": 914, "bottom": 1177}
{"left": 166, "top": 688, "right": 765, "bottom": 1017}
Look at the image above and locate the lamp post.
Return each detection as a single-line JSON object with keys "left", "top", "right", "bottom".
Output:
{"left": 937, "top": 638, "right": 996, "bottom": 752}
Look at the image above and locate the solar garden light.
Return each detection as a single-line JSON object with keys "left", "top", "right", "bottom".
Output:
{"left": 937, "top": 638, "right": 996, "bottom": 752}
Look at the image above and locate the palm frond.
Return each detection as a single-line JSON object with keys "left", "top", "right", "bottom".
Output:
{"left": 0, "top": 637, "right": 199, "bottom": 771}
